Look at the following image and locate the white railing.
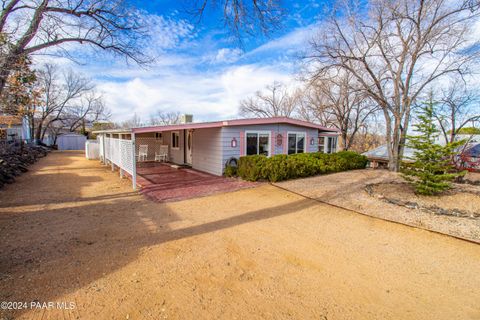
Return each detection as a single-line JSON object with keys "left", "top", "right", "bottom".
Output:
{"left": 104, "top": 137, "right": 134, "bottom": 176}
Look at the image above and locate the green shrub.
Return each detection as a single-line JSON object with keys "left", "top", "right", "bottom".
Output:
{"left": 262, "top": 154, "right": 289, "bottom": 182}
{"left": 237, "top": 155, "right": 268, "bottom": 181}
{"left": 224, "top": 165, "right": 237, "bottom": 177}
{"left": 237, "top": 151, "right": 367, "bottom": 182}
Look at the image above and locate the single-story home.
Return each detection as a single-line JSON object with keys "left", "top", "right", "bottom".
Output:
{"left": 93, "top": 116, "right": 340, "bottom": 189}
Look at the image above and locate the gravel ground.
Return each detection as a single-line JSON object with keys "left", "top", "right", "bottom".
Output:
{"left": 275, "top": 169, "right": 480, "bottom": 243}
{"left": 1, "top": 153, "right": 480, "bottom": 320}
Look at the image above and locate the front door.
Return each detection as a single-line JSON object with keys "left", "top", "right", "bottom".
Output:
{"left": 186, "top": 130, "right": 193, "bottom": 165}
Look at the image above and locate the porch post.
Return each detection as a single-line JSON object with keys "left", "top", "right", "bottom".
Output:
{"left": 119, "top": 134, "right": 125, "bottom": 178}
{"left": 110, "top": 133, "right": 115, "bottom": 171}
{"left": 101, "top": 134, "right": 106, "bottom": 165}
{"left": 132, "top": 132, "right": 137, "bottom": 190}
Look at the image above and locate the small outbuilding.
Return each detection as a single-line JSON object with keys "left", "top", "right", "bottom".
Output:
{"left": 57, "top": 133, "right": 87, "bottom": 151}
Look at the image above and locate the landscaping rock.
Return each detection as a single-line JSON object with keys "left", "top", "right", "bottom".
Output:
{"left": 0, "top": 143, "right": 50, "bottom": 189}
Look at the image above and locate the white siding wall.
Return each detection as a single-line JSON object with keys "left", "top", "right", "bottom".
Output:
{"left": 192, "top": 128, "right": 223, "bottom": 175}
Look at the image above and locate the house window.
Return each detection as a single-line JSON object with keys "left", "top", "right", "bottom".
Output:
{"left": 246, "top": 131, "right": 270, "bottom": 156}
{"left": 318, "top": 136, "right": 325, "bottom": 153}
{"left": 287, "top": 132, "right": 306, "bottom": 154}
{"left": 327, "top": 136, "right": 337, "bottom": 153}
{"left": 319, "top": 136, "right": 338, "bottom": 153}
{"left": 155, "top": 132, "right": 162, "bottom": 141}
{"left": 171, "top": 131, "right": 179, "bottom": 149}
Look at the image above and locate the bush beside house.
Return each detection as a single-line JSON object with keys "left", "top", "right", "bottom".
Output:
{"left": 236, "top": 151, "right": 368, "bottom": 182}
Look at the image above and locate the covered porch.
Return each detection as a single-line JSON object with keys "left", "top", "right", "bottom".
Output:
{"left": 136, "top": 162, "right": 255, "bottom": 202}
{"left": 94, "top": 128, "right": 253, "bottom": 199}
{"left": 95, "top": 128, "right": 198, "bottom": 190}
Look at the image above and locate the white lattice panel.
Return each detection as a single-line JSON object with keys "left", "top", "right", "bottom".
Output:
{"left": 104, "top": 137, "right": 134, "bottom": 175}
{"left": 120, "top": 140, "right": 134, "bottom": 175}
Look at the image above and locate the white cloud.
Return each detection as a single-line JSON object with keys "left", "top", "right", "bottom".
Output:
{"left": 97, "top": 63, "right": 296, "bottom": 123}
{"left": 211, "top": 48, "right": 243, "bottom": 64}
{"left": 247, "top": 24, "right": 316, "bottom": 56}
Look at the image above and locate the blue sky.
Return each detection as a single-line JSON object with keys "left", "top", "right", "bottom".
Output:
{"left": 42, "top": 1, "right": 331, "bottom": 123}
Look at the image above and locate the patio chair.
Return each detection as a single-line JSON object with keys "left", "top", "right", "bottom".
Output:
{"left": 155, "top": 145, "right": 169, "bottom": 162}
{"left": 137, "top": 144, "right": 148, "bottom": 162}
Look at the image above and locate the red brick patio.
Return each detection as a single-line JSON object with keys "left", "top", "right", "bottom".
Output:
{"left": 136, "top": 162, "right": 257, "bottom": 202}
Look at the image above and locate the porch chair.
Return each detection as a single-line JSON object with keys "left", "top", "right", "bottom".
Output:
{"left": 155, "top": 145, "right": 169, "bottom": 162}
{"left": 137, "top": 144, "right": 148, "bottom": 162}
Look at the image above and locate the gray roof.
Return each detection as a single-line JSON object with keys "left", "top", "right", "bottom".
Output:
{"left": 363, "top": 142, "right": 480, "bottom": 161}
{"left": 362, "top": 145, "right": 416, "bottom": 161}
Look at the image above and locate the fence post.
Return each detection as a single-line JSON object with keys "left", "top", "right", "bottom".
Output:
{"left": 102, "top": 134, "right": 106, "bottom": 165}
{"left": 119, "top": 134, "right": 124, "bottom": 178}
{"left": 132, "top": 132, "right": 137, "bottom": 190}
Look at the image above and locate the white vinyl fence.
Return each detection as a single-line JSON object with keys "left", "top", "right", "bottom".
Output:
{"left": 85, "top": 140, "right": 99, "bottom": 159}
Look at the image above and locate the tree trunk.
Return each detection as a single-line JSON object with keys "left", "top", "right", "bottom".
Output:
{"left": 29, "top": 114, "right": 35, "bottom": 141}
{"left": 390, "top": 117, "right": 401, "bottom": 172}
{"left": 35, "top": 122, "right": 43, "bottom": 141}
{"left": 341, "top": 130, "right": 348, "bottom": 151}
{"left": 382, "top": 109, "right": 396, "bottom": 171}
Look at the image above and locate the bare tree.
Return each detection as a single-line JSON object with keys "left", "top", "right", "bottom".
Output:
{"left": 0, "top": 0, "right": 285, "bottom": 100}
{"left": 34, "top": 64, "right": 93, "bottom": 141}
{"left": 149, "top": 111, "right": 181, "bottom": 126}
{"left": 239, "top": 81, "right": 300, "bottom": 118}
{"left": 349, "top": 120, "right": 386, "bottom": 153}
{"left": 192, "top": 0, "right": 284, "bottom": 38}
{"left": 432, "top": 82, "right": 480, "bottom": 143}
{"left": 63, "top": 90, "right": 109, "bottom": 133}
{"left": 119, "top": 113, "right": 142, "bottom": 129}
{"left": 300, "top": 70, "right": 378, "bottom": 150}
{"left": 307, "top": 0, "right": 480, "bottom": 171}
{"left": 0, "top": 0, "right": 151, "bottom": 97}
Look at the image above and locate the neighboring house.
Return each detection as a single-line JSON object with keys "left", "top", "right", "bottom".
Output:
{"left": 435, "top": 134, "right": 480, "bottom": 144}
{"left": 363, "top": 140, "right": 480, "bottom": 171}
{"left": 0, "top": 115, "right": 28, "bottom": 142}
{"left": 362, "top": 145, "right": 415, "bottom": 169}
{"left": 94, "top": 116, "right": 340, "bottom": 180}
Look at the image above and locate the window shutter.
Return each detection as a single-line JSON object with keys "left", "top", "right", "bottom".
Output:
{"left": 239, "top": 131, "right": 245, "bottom": 156}
{"left": 271, "top": 131, "right": 275, "bottom": 156}
{"left": 305, "top": 133, "right": 309, "bottom": 153}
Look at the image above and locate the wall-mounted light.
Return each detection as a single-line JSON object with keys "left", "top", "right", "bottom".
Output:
{"left": 310, "top": 137, "right": 315, "bottom": 145}
{"left": 231, "top": 137, "right": 237, "bottom": 148}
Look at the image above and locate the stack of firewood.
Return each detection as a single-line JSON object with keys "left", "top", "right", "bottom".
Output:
{"left": 0, "top": 144, "right": 49, "bottom": 188}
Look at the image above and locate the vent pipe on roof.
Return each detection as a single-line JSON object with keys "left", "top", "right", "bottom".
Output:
{"left": 180, "top": 114, "right": 193, "bottom": 124}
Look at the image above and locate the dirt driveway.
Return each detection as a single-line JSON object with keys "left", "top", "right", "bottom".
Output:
{"left": 0, "top": 152, "right": 479, "bottom": 320}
